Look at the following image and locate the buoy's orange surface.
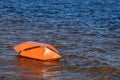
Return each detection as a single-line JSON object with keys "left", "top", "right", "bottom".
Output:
{"left": 12, "top": 41, "right": 62, "bottom": 61}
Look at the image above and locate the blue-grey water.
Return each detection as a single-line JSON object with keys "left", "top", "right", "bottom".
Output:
{"left": 0, "top": 0, "right": 120, "bottom": 80}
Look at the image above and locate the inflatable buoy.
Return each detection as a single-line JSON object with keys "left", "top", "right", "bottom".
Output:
{"left": 12, "top": 41, "right": 62, "bottom": 61}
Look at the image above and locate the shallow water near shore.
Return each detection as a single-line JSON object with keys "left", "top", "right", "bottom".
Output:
{"left": 0, "top": 0, "right": 120, "bottom": 80}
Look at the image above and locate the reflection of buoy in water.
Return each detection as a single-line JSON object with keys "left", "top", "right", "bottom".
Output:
{"left": 15, "top": 56, "right": 61, "bottom": 78}
{"left": 12, "top": 41, "right": 62, "bottom": 61}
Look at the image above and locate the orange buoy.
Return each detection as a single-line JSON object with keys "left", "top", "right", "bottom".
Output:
{"left": 12, "top": 41, "right": 62, "bottom": 61}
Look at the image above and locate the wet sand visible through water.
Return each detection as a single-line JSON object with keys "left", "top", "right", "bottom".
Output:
{"left": 0, "top": 0, "right": 120, "bottom": 80}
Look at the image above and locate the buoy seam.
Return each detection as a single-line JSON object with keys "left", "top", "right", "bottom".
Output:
{"left": 23, "top": 46, "right": 40, "bottom": 51}
{"left": 46, "top": 47, "right": 58, "bottom": 53}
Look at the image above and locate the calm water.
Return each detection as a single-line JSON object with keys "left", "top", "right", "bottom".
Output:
{"left": 0, "top": 0, "right": 120, "bottom": 80}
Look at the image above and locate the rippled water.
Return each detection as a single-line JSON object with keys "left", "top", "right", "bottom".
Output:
{"left": 0, "top": 0, "right": 120, "bottom": 80}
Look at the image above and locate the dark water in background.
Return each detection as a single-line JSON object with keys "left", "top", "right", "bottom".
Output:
{"left": 0, "top": 0, "right": 120, "bottom": 80}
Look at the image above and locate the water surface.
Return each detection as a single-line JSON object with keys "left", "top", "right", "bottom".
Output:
{"left": 0, "top": 0, "right": 120, "bottom": 80}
